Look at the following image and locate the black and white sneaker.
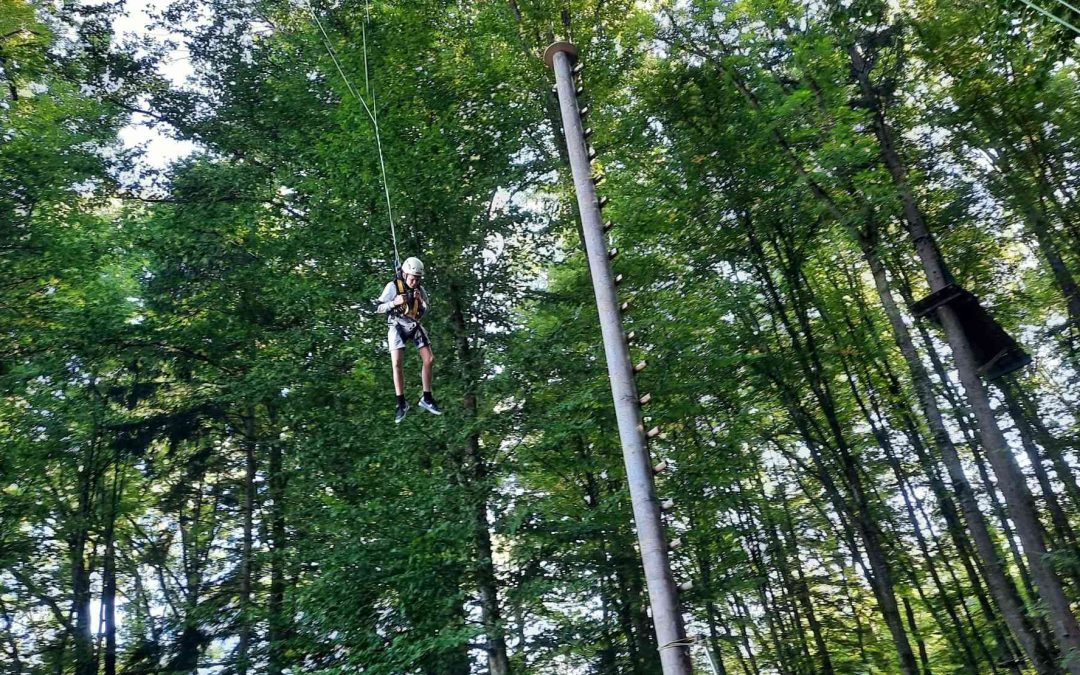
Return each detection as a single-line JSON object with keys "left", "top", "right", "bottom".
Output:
{"left": 418, "top": 397, "right": 443, "bottom": 416}
{"left": 395, "top": 402, "right": 410, "bottom": 424}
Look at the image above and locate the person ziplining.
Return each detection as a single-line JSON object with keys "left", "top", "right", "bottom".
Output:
{"left": 303, "top": 2, "right": 445, "bottom": 422}
{"left": 375, "top": 256, "right": 442, "bottom": 423}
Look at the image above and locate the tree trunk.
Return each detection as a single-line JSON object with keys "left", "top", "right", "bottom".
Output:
{"left": 1001, "top": 379, "right": 1080, "bottom": 513}
{"left": 893, "top": 281, "right": 1043, "bottom": 615}
{"left": 981, "top": 118, "right": 1080, "bottom": 337}
{"left": 471, "top": 474, "right": 511, "bottom": 675}
{"left": 731, "top": 595, "right": 763, "bottom": 675}
{"left": 726, "top": 613, "right": 756, "bottom": 675}
{"left": 1016, "top": 192, "right": 1080, "bottom": 328}
{"left": 72, "top": 438, "right": 97, "bottom": 675}
{"left": 1000, "top": 386, "right": 1080, "bottom": 577}
{"left": 825, "top": 290, "right": 980, "bottom": 670}
{"left": 0, "top": 597, "right": 24, "bottom": 672}
{"left": 850, "top": 239, "right": 1053, "bottom": 670}
{"left": 841, "top": 260, "right": 1019, "bottom": 671}
{"left": 238, "top": 412, "right": 257, "bottom": 675}
{"left": 614, "top": 555, "right": 645, "bottom": 671}
{"left": 103, "top": 460, "right": 122, "bottom": 675}
{"left": 738, "top": 499, "right": 793, "bottom": 675}
{"left": 170, "top": 469, "right": 209, "bottom": 674}
{"left": 267, "top": 419, "right": 287, "bottom": 675}
{"left": 447, "top": 284, "right": 511, "bottom": 675}
{"left": 749, "top": 472, "right": 814, "bottom": 674}
{"left": 848, "top": 41, "right": 1080, "bottom": 671}
{"left": 775, "top": 477, "right": 835, "bottom": 675}
{"left": 699, "top": 566, "right": 731, "bottom": 675}
{"left": 903, "top": 596, "right": 933, "bottom": 675}
{"left": 851, "top": 251, "right": 1019, "bottom": 669}
{"left": 694, "top": 29, "right": 1050, "bottom": 668}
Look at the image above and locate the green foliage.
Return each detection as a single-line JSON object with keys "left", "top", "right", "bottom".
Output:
{"left": 3, "top": 0, "right": 1080, "bottom": 673}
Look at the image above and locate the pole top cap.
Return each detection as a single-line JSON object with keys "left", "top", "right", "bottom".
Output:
{"left": 544, "top": 41, "right": 578, "bottom": 68}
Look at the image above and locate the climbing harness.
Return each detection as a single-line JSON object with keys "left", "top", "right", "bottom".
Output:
{"left": 392, "top": 273, "right": 424, "bottom": 322}
{"left": 303, "top": 0, "right": 402, "bottom": 269}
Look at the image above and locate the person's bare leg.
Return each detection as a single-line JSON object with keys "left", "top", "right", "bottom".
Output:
{"left": 391, "top": 348, "right": 406, "bottom": 396}
{"left": 419, "top": 346, "right": 434, "bottom": 393}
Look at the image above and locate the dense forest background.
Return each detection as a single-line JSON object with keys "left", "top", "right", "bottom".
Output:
{"left": 3, "top": 0, "right": 1080, "bottom": 673}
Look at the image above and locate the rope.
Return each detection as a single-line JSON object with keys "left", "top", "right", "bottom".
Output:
{"left": 303, "top": 0, "right": 401, "bottom": 269}
{"left": 658, "top": 635, "right": 697, "bottom": 651}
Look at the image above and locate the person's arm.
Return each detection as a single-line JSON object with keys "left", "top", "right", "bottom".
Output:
{"left": 375, "top": 282, "right": 399, "bottom": 314}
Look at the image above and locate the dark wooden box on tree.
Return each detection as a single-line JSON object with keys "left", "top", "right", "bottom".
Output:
{"left": 910, "top": 283, "right": 1032, "bottom": 380}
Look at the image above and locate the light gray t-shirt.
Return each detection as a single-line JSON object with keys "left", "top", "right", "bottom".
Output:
{"left": 376, "top": 281, "right": 429, "bottom": 329}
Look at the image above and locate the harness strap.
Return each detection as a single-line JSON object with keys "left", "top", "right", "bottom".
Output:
{"left": 393, "top": 276, "right": 422, "bottom": 320}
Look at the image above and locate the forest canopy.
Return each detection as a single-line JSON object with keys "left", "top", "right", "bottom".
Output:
{"left": 2, "top": 0, "right": 1080, "bottom": 673}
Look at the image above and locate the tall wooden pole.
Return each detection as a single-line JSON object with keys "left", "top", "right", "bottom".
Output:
{"left": 544, "top": 41, "right": 693, "bottom": 675}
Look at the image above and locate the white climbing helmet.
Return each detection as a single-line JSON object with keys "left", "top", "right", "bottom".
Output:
{"left": 401, "top": 256, "right": 425, "bottom": 277}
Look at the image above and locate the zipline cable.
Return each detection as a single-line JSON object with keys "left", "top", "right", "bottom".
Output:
{"left": 1049, "top": 0, "right": 1080, "bottom": 21}
{"left": 304, "top": 0, "right": 401, "bottom": 269}
{"left": 1013, "top": 0, "right": 1080, "bottom": 35}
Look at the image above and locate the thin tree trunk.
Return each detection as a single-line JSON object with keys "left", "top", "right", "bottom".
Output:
{"left": 1001, "top": 379, "right": 1080, "bottom": 513}
{"left": 705, "top": 612, "right": 730, "bottom": 675}
{"left": 0, "top": 597, "right": 24, "bottom": 672}
{"left": 726, "top": 614, "right": 755, "bottom": 675}
{"left": 847, "top": 255, "right": 1022, "bottom": 670}
{"left": 903, "top": 596, "right": 933, "bottom": 675}
{"left": 694, "top": 27, "right": 1041, "bottom": 665}
{"left": 841, "top": 256, "right": 1019, "bottom": 670}
{"left": 1016, "top": 191, "right": 1080, "bottom": 327}
{"left": 731, "top": 595, "right": 763, "bottom": 675}
{"left": 739, "top": 499, "right": 794, "bottom": 675}
{"left": 664, "top": 24, "right": 1065, "bottom": 671}
{"left": 447, "top": 284, "right": 511, "bottom": 675}
{"left": 238, "top": 412, "right": 257, "bottom": 675}
{"left": 1000, "top": 387, "right": 1080, "bottom": 581}
{"left": 72, "top": 436, "right": 98, "bottom": 675}
{"left": 896, "top": 183, "right": 1059, "bottom": 671}
{"left": 170, "top": 465, "right": 211, "bottom": 673}
{"left": 627, "top": 542, "right": 661, "bottom": 672}
{"left": 513, "top": 582, "right": 527, "bottom": 667}
{"left": 746, "top": 466, "right": 813, "bottom": 674}
{"left": 103, "top": 459, "right": 122, "bottom": 675}
{"left": 614, "top": 558, "right": 644, "bottom": 671}
{"left": 983, "top": 118, "right": 1080, "bottom": 336}
{"left": 703, "top": 594, "right": 731, "bottom": 675}
{"left": 471, "top": 471, "right": 511, "bottom": 675}
{"left": 775, "top": 477, "right": 835, "bottom": 675}
{"left": 267, "top": 419, "right": 287, "bottom": 675}
{"left": 686, "top": 486, "right": 732, "bottom": 675}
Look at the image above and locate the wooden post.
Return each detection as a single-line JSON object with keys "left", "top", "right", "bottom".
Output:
{"left": 544, "top": 41, "right": 693, "bottom": 675}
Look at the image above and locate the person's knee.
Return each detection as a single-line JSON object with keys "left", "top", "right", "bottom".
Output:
{"left": 422, "top": 349, "right": 435, "bottom": 367}
{"left": 391, "top": 350, "right": 404, "bottom": 366}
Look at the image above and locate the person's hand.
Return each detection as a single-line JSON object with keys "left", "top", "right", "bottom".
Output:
{"left": 393, "top": 294, "right": 406, "bottom": 307}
